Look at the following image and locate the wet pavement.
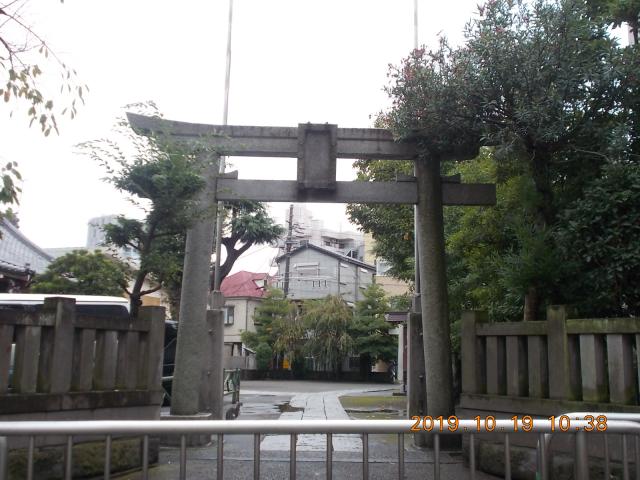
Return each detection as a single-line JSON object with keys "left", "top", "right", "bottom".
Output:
{"left": 118, "top": 380, "right": 496, "bottom": 479}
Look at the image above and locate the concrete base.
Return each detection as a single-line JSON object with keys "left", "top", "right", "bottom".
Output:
{"left": 8, "top": 437, "right": 158, "bottom": 480}
{"left": 160, "top": 413, "right": 213, "bottom": 447}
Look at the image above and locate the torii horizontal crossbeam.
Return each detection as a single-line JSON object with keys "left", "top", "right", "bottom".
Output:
{"left": 216, "top": 178, "right": 495, "bottom": 205}
{"left": 127, "top": 113, "right": 417, "bottom": 160}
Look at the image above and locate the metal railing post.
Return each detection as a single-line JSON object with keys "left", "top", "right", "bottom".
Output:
{"left": 327, "top": 433, "right": 333, "bottom": 480}
{"left": 398, "top": 433, "right": 404, "bottom": 480}
{"left": 217, "top": 434, "right": 224, "bottom": 480}
{"left": 0, "top": 436, "right": 7, "bottom": 480}
{"left": 290, "top": 433, "right": 297, "bottom": 480}
{"left": 575, "top": 430, "right": 588, "bottom": 479}
{"left": 504, "top": 433, "right": 511, "bottom": 480}
{"left": 254, "top": 433, "right": 260, "bottom": 480}
{"left": 363, "top": 432, "right": 369, "bottom": 479}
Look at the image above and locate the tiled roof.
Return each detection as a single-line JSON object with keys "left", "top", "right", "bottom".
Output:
{"left": 221, "top": 271, "right": 270, "bottom": 298}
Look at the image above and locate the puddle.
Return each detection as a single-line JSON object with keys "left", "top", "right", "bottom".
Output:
{"left": 277, "top": 402, "right": 304, "bottom": 413}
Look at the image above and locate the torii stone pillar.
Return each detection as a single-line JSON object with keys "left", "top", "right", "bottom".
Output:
{"left": 171, "top": 154, "right": 220, "bottom": 416}
{"left": 127, "top": 113, "right": 495, "bottom": 427}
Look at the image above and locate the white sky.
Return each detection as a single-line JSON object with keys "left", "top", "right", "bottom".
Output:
{"left": 1, "top": 0, "right": 480, "bottom": 274}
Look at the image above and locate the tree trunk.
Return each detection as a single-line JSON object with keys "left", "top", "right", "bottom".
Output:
{"left": 523, "top": 286, "right": 538, "bottom": 321}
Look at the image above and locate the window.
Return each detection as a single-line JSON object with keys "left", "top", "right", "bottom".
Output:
{"left": 224, "top": 306, "right": 235, "bottom": 326}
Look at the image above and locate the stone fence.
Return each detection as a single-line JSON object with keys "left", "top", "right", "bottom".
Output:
{"left": 457, "top": 305, "right": 640, "bottom": 478}
{"left": 0, "top": 297, "right": 166, "bottom": 478}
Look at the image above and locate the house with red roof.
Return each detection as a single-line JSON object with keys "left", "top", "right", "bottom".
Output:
{"left": 220, "top": 271, "right": 271, "bottom": 357}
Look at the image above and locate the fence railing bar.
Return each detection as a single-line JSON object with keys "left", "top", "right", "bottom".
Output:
{"left": 504, "top": 433, "right": 511, "bottom": 480}
{"left": 327, "top": 433, "right": 333, "bottom": 480}
{"left": 469, "top": 433, "right": 476, "bottom": 480}
{"left": 179, "top": 434, "right": 186, "bottom": 480}
{"left": 0, "top": 436, "right": 7, "bottom": 480}
{"left": 398, "top": 433, "right": 404, "bottom": 480}
{"left": 363, "top": 432, "right": 369, "bottom": 480}
{"left": 290, "top": 433, "right": 297, "bottom": 480}
{"left": 27, "top": 435, "right": 34, "bottom": 480}
{"left": 64, "top": 435, "right": 73, "bottom": 480}
{"left": 575, "top": 430, "right": 588, "bottom": 479}
{"left": 217, "top": 434, "right": 224, "bottom": 480}
{"left": 434, "top": 434, "right": 440, "bottom": 480}
{"left": 624, "top": 434, "right": 630, "bottom": 480}
{"left": 142, "top": 435, "right": 149, "bottom": 480}
{"left": 254, "top": 433, "right": 260, "bottom": 480}
{"left": 104, "top": 434, "right": 112, "bottom": 480}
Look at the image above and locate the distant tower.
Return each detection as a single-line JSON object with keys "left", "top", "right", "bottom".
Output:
{"left": 86, "top": 215, "right": 139, "bottom": 264}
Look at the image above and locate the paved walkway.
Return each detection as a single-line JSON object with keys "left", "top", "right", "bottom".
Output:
{"left": 260, "top": 386, "right": 395, "bottom": 452}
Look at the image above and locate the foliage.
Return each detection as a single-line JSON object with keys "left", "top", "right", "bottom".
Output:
{"left": 556, "top": 161, "right": 640, "bottom": 316}
{"left": 241, "top": 287, "right": 290, "bottom": 349}
{"left": 31, "top": 250, "right": 128, "bottom": 296}
{"left": 0, "top": 161, "right": 21, "bottom": 229}
{"left": 351, "top": 0, "right": 640, "bottom": 323}
{"left": 346, "top": 160, "right": 415, "bottom": 282}
{"left": 302, "top": 295, "right": 353, "bottom": 375}
{"left": 78, "top": 106, "right": 209, "bottom": 317}
{"left": 255, "top": 343, "right": 272, "bottom": 371}
{"left": 0, "top": 0, "right": 86, "bottom": 134}
{"left": 217, "top": 201, "right": 284, "bottom": 282}
{"left": 350, "top": 284, "right": 396, "bottom": 369}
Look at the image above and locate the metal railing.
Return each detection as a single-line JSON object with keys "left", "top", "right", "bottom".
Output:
{"left": 1, "top": 418, "right": 639, "bottom": 480}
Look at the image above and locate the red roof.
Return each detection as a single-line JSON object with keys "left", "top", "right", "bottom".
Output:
{"left": 221, "top": 271, "right": 271, "bottom": 298}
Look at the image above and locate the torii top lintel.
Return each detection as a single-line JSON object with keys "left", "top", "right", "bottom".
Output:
{"left": 126, "top": 113, "right": 496, "bottom": 206}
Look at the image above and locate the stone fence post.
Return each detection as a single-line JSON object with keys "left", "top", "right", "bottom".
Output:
{"left": 460, "top": 310, "right": 487, "bottom": 395}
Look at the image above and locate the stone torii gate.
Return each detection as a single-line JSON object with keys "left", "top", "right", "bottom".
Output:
{"left": 127, "top": 113, "right": 496, "bottom": 425}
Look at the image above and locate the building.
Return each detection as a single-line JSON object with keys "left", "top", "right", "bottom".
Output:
{"left": 0, "top": 218, "right": 52, "bottom": 292}
{"left": 277, "top": 204, "right": 365, "bottom": 260}
{"left": 363, "top": 232, "right": 410, "bottom": 297}
{"left": 274, "top": 242, "right": 375, "bottom": 305}
{"left": 87, "top": 215, "right": 139, "bottom": 265}
{"left": 221, "top": 271, "right": 270, "bottom": 356}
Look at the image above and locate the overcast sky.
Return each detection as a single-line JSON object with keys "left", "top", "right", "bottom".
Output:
{"left": 2, "top": 0, "right": 480, "bottom": 274}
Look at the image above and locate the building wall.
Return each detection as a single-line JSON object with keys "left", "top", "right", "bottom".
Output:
{"left": 275, "top": 248, "right": 374, "bottom": 304}
{"left": 223, "top": 297, "right": 262, "bottom": 345}
{"left": 0, "top": 220, "right": 52, "bottom": 274}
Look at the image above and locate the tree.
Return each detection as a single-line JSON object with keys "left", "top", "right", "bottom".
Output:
{"left": 31, "top": 249, "right": 128, "bottom": 296}
{"left": 302, "top": 295, "right": 353, "bottom": 376}
{"left": 350, "top": 284, "right": 396, "bottom": 377}
{"left": 1, "top": 0, "right": 86, "bottom": 134}
{"left": 79, "top": 108, "right": 209, "bottom": 317}
{"left": 241, "top": 287, "right": 290, "bottom": 349}
{"left": 215, "top": 201, "right": 284, "bottom": 283}
{"left": 556, "top": 161, "right": 640, "bottom": 316}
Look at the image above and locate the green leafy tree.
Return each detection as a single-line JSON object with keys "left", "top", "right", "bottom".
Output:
{"left": 31, "top": 250, "right": 128, "bottom": 296}
{"left": 556, "top": 161, "right": 640, "bottom": 316}
{"left": 79, "top": 107, "right": 209, "bottom": 317}
{"left": 350, "top": 284, "right": 396, "bottom": 376}
{"left": 241, "top": 287, "right": 290, "bottom": 349}
{"left": 216, "top": 201, "right": 284, "bottom": 282}
{"left": 302, "top": 295, "right": 353, "bottom": 376}
{"left": 255, "top": 343, "right": 272, "bottom": 371}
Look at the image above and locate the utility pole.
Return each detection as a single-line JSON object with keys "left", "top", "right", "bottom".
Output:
{"left": 283, "top": 204, "right": 294, "bottom": 297}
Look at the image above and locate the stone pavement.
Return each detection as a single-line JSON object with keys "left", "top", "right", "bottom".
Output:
{"left": 260, "top": 384, "right": 395, "bottom": 452}
{"left": 119, "top": 381, "right": 497, "bottom": 479}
